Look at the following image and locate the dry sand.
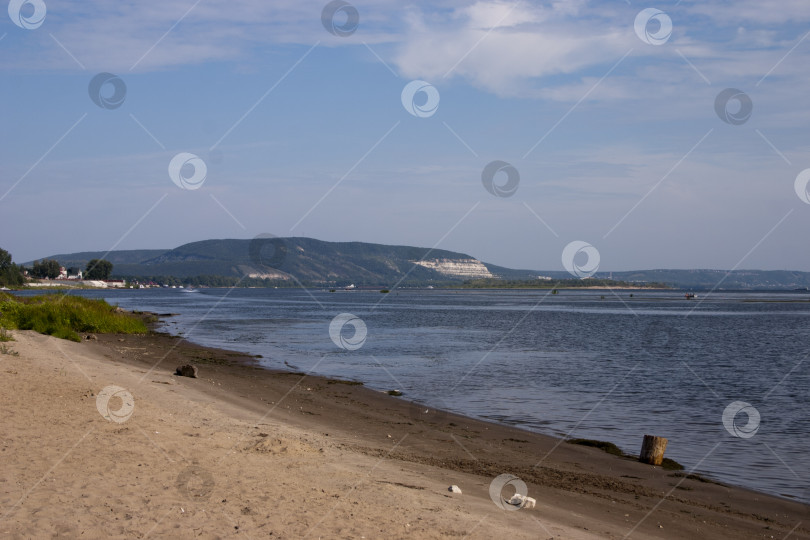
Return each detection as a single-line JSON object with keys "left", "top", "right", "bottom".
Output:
{"left": 0, "top": 329, "right": 807, "bottom": 539}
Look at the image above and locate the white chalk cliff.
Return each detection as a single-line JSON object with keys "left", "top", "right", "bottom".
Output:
{"left": 238, "top": 264, "right": 291, "bottom": 280}
{"left": 412, "top": 258, "right": 493, "bottom": 279}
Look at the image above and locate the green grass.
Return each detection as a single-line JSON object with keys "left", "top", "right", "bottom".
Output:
{"left": 661, "top": 457, "right": 685, "bottom": 470}
{"left": 670, "top": 472, "right": 717, "bottom": 483}
{"left": 326, "top": 379, "right": 363, "bottom": 386}
{"left": 567, "top": 438, "right": 626, "bottom": 457}
{"left": 0, "top": 327, "right": 13, "bottom": 342}
{"left": 0, "top": 292, "right": 148, "bottom": 342}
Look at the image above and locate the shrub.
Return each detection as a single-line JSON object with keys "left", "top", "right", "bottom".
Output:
{"left": 0, "top": 293, "right": 148, "bottom": 342}
{"left": 0, "top": 327, "right": 13, "bottom": 342}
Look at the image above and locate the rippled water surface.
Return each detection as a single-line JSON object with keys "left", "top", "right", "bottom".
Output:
{"left": 62, "top": 288, "right": 810, "bottom": 502}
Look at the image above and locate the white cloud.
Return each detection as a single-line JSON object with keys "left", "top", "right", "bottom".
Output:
{"left": 394, "top": 8, "right": 634, "bottom": 96}
{"left": 684, "top": 0, "right": 810, "bottom": 25}
{"left": 3, "top": 0, "right": 353, "bottom": 71}
{"left": 461, "top": 1, "right": 544, "bottom": 28}
{"left": 2, "top": 0, "right": 809, "bottom": 107}
{"left": 388, "top": 0, "right": 810, "bottom": 106}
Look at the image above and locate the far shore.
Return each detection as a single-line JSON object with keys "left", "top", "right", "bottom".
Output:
{"left": 8, "top": 283, "right": 685, "bottom": 291}
{"left": 12, "top": 283, "right": 810, "bottom": 292}
{"left": 1, "top": 312, "right": 808, "bottom": 538}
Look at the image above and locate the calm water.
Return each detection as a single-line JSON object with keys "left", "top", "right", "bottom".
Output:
{"left": 56, "top": 288, "right": 810, "bottom": 502}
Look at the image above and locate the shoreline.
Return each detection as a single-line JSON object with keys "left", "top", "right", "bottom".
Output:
{"left": 158, "top": 327, "right": 804, "bottom": 501}
{"left": 9, "top": 285, "right": 810, "bottom": 294}
{"left": 139, "top": 311, "right": 810, "bottom": 510}
{"left": 2, "top": 312, "right": 808, "bottom": 537}
{"left": 144, "top": 310, "right": 801, "bottom": 504}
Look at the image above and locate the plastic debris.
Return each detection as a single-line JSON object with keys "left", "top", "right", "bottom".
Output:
{"left": 507, "top": 494, "right": 536, "bottom": 509}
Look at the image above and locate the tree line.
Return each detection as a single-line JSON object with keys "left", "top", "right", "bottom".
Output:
{"left": 0, "top": 248, "right": 114, "bottom": 287}
{"left": 0, "top": 248, "right": 24, "bottom": 287}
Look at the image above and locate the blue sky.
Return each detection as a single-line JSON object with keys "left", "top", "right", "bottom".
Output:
{"left": 1, "top": 0, "right": 810, "bottom": 271}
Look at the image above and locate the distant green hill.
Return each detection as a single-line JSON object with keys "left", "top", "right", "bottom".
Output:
{"left": 34, "top": 238, "right": 497, "bottom": 286}
{"left": 31, "top": 238, "right": 810, "bottom": 289}
{"left": 29, "top": 249, "right": 169, "bottom": 269}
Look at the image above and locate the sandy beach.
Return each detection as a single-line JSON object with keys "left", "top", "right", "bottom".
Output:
{"left": 1, "top": 327, "right": 807, "bottom": 539}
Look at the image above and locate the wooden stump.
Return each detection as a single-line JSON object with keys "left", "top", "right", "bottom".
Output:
{"left": 639, "top": 434, "right": 668, "bottom": 465}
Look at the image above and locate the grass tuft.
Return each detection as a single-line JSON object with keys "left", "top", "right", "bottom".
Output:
{"left": 567, "top": 438, "right": 626, "bottom": 457}
{"left": 0, "top": 327, "right": 14, "bottom": 342}
{"left": 670, "top": 472, "right": 717, "bottom": 483}
{"left": 661, "top": 457, "right": 685, "bottom": 470}
{"left": 0, "top": 292, "right": 148, "bottom": 342}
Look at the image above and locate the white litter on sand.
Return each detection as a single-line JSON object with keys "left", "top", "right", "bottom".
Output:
{"left": 507, "top": 494, "right": 536, "bottom": 509}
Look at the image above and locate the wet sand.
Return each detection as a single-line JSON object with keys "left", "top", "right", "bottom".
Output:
{"left": 0, "top": 327, "right": 807, "bottom": 538}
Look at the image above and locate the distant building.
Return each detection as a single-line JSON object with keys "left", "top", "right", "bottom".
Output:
{"left": 55, "top": 267, "right": 83, "bottom": 280}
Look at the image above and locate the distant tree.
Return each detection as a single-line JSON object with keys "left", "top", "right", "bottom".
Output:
{"left": 67, "top": 266, "right": 80, "bottom": 276}
{"left": 85, "top": 259, "right": 113, "bottom": 280}
{"left": 32, "top": 259, "right": 61, "bottom": 279}
{"left": 0, "top": 248, "right": 11, "bottom": 272}
{"left": 0, "top": 248, "right": 24, "bottom": 287}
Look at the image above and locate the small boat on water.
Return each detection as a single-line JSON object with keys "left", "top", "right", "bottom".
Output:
{"left": 685, "top": 293, "right": 697, "bottom": 299}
